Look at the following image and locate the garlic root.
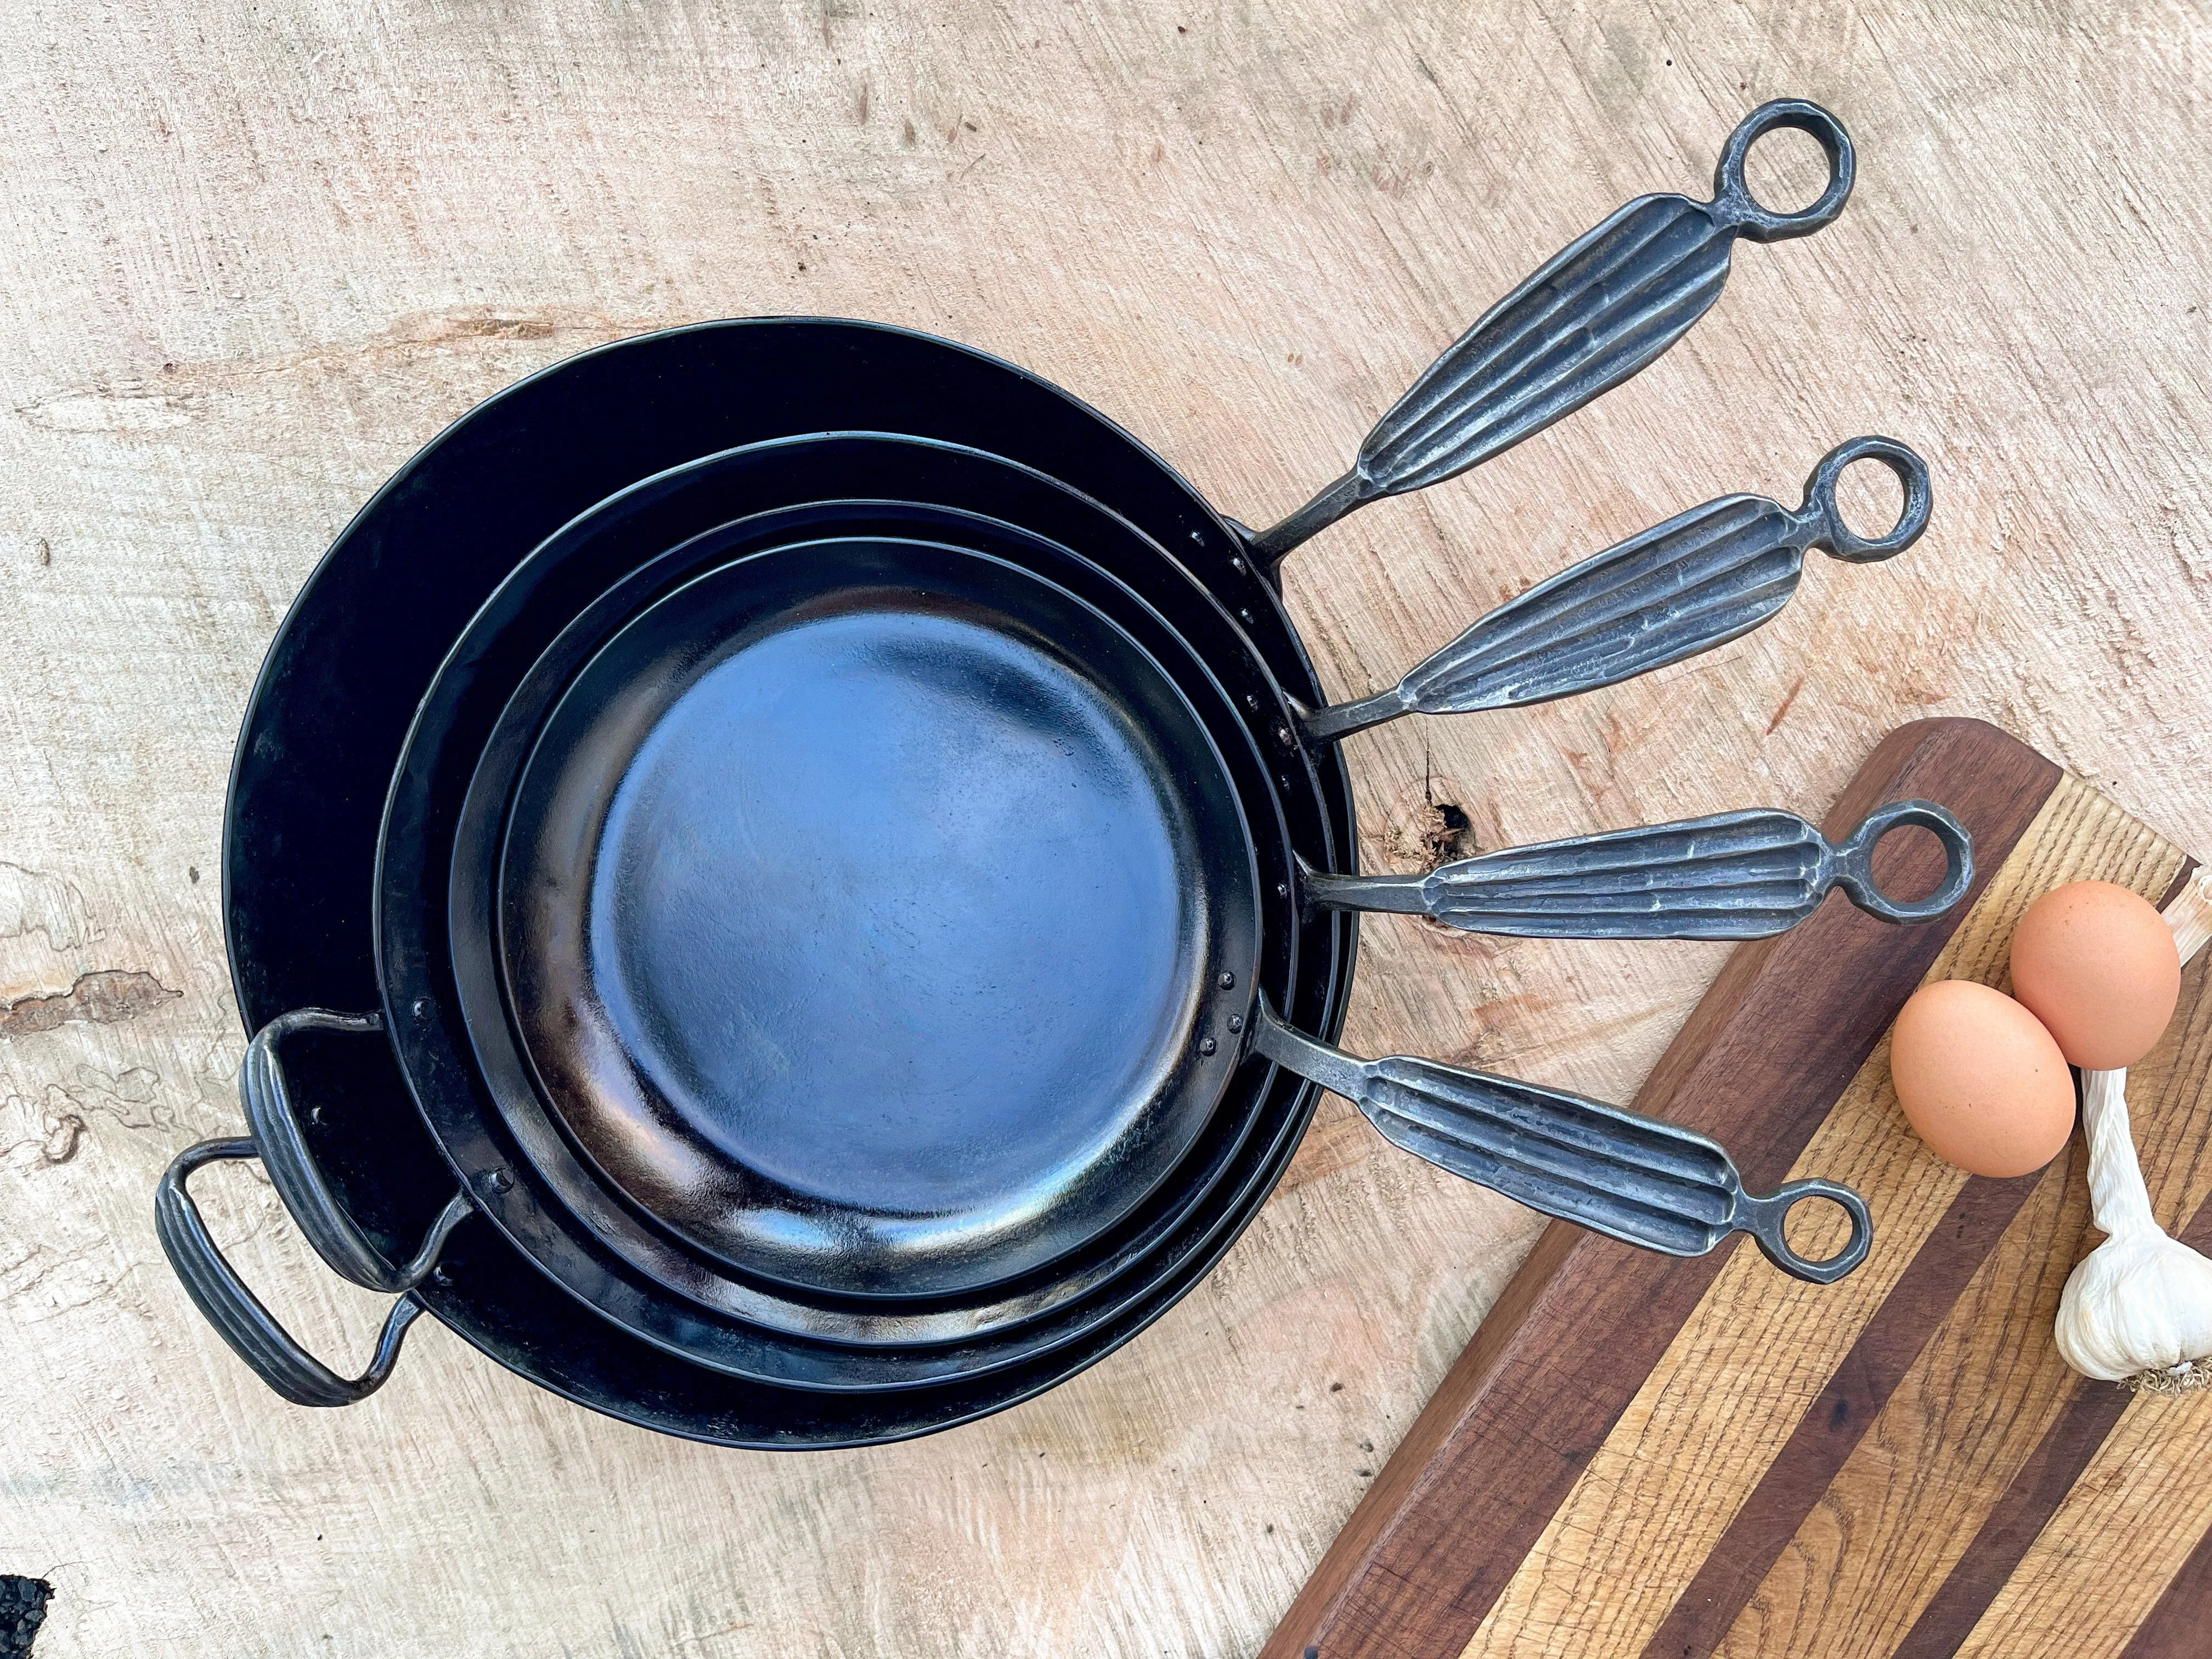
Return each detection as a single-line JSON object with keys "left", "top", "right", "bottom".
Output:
{"left": 2052, "top": 868, "right": 2212, "bottom": 1393}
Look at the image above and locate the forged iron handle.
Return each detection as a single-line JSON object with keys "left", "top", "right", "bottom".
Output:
{"left": 240, "top": 1008, "right": 470, "bottom": 1292}
{"left": 1302, "top": 799, "right": 1972, "bottom": 939}
{"left": 1250, "top": 100, "right": 1854, "bottom": 565}
{"left": 156, "top": 1139, "right": 432, "bottom": 1407}
{"left": 1249, "top": 1001, "right": 1871, "bottom": 1283}
{"left": 1299, "top": 436, "right": 1931, "bottom": 744}
{"left": 154, "top": 1008, "right": 470, "bottom": 1407}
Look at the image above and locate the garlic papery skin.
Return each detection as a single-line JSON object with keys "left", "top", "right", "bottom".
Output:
{"left": 2051, "top": 866, "right": 2212, "bottom": 1393}
{"left": 2055, "top": 1072, "right": 2212, "bottom": 1389}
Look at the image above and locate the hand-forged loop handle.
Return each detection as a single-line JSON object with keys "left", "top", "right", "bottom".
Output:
{"left": 1830, "top": 797, "right": 1975, "bottom": 923}
{"left": 1249, "top": 1000, "right": 1870, "bottom": 1283}
{"left": 154, "top": 1008, "right": 470, "bottom": 1407}
{"left": 1301, "top": 800, "right": 1973, "bottom": 940}
{"left": 1799, "top": 435, "right": 1933, "bottom": 563}
{"left": 1708, "top": 98, "right": 1855, "bottom": 242}
{"left": 1248, "top": 99, "right": 1854, "bottom": 565}
{"left": 1299, "top": 435, "right": 1926, "bottom": 746}
{"left": 1736, "top": 1179, "right": 1873, "bottom": 1283}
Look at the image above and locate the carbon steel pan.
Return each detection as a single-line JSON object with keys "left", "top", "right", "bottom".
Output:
{"left": 206, "top": 329, "right": 1355, "bottom": 1437}
{"left": 492, "top": 534, "right": 1262, "bottom": 1299}
{"left": 414, "top": 458, "right": 1324, "bottom": 1371}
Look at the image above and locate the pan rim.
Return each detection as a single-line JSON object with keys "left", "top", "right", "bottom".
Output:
{"left": 229, "top": 318, "right": 1356, "bottom": 1437}
{"left": 472, "top": 527, "right": 1266, "bottom": 1303}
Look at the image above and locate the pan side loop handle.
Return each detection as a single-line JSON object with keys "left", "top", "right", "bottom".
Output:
{"left": 1302, "top": 803, "right": 1973, "bottom": 939}
{"left": 1707, "top": 99, "right": 1856, "bottom": 243}
{"left": 154, "top": 1009, "right": 471, "bottom": 1407}
{"left": 1246, "top": 100, "right": 1854, "bottom": 567}
{"left": 1830, "top": 798, "right": 1974, "bottom": 923}
{"left": 1249, "top": 1001, "right": 1870, "bottom": 1283}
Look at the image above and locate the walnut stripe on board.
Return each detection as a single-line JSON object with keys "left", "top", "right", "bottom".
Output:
{"left": 1454, "top": 764, "right": 2185, "bottom": 1659}
{"left": 1259, "top": 720, "right": 2061, "bottom": 1659}
{"left": 2121, "top": 1511, "right": 2212, "bottom": 1659}
{"left": 1950, "top": 1298, "right": 2212, "bottom": 1657}
{"left": 1711, "top": 1144, "right": 2092, "bottom": 1658}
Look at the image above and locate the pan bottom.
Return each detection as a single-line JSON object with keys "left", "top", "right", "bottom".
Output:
{"left": 497, "top": 538, "right": 1262, "bottom": 1300}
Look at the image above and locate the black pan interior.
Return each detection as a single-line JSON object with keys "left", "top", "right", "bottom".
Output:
{"left": 432, "top": 495, "right": 1310, "bottom": 1383}
{"left": 490, "top": 534, "right": 1262, "bottom": 1299}
{"left": 233, "top": 320, "right": 1354, "bottom": 1442}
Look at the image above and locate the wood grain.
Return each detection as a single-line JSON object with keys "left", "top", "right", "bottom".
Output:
{"left": 5, "top": 4, "right": 2212, "bottom": 1657}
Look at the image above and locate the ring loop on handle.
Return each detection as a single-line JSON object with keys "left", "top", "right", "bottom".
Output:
{"left": 155, "top": 1138, "right": 436, "bottom": 1407}
{"left": 1832, "top": 798, "right": 1974, "bottom": 923}
{"left": 1710, "top": 99, "right": 1855, "bottom": 242}
{"left": 1737, "top": 1178, "right": 1874, "bottom": 1284}
{"left": 1801, "top": 436, "right": 1934, "bottom": 563}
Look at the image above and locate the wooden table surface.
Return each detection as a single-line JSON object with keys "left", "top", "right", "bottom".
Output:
{"left": 3, "top": 3, "right": 2208, "bottom": 1655}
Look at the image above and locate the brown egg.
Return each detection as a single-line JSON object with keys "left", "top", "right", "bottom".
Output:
{"left": 2009, "top": 881, "right": 2181, "bottom": 1069}
{"left": 1889, "top": 980, "right": 2076, "bottom": 1177}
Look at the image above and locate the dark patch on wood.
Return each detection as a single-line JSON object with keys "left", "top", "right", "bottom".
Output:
{"left": 1260, "top": 720, "right": 2064, "bottom": 1659}
{"left": 1765, "top": 673, "right": 1806, "bottom": 735}
{"left": 0, "top": 1576, "right": 50, "bottom": 1658}
{"left": 1641, "top": 1167, "right": 2049, "bottom": 1659}
{"left": 0, "top": 970, "right": 180, "bottom": 1037}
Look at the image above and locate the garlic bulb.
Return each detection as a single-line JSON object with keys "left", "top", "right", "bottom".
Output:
{"left": 2052, "top": 870, "right": 2212, "bottom": 1392}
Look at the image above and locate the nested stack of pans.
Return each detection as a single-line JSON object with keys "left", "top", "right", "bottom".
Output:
{"left": 159, "top": 101, "right": 1973, "bottom": 1447}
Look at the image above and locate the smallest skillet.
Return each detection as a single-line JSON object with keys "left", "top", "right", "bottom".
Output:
{"left": 476, "top": 519, "right": 1262, "bottom": 1304}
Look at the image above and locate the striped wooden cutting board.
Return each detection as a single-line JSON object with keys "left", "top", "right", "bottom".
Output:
{"left": 1264, "top": 718, "right": 2212, "bottom": 1659}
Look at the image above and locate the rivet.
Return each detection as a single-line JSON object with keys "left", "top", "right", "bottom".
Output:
{"left": 1277, "top": 883, "right": 1290, "bottom": 898}
{"left": 1230, "top": 556, "right": 1246, "bottom": 573}
{"left": 1245, "top": 695, "right": 1261, "bottom": 713}
{"left": 1228, "top": 1014, "right": 1245, "bottom": 1033}
{"left": 1189, "top": 529, "right": 1204, "bottom": 544}
{"left": 481, "top": 1169, "right": 513, "bottom": 1194}
{"left": 1199, "top": 1036, "right": 1217, "bottom": 1056}
{"left": 1274, "top": 724, "right": 1295, "bottom": 747}
{"left": 1239, "top": 608, "right": 1255, "bottom": 624}
{"left": 1218, "top": 971, "right": 1236, "bottom": 990}
{"left": 431, "top": 1264, "right": 455, "bottom": 1286}
{"left": 1277, "top": 774, "right": 1291, "bottom": 789}
{"left": 412, "top": 996, "right": 433, "bottom": 1020}
{"left": 307, "top": 1106, "right": 325, "bottom": 1126}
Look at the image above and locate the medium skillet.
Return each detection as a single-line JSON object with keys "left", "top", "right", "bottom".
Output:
{"left": 162, "top": 98, "right": 1889, "bottom": 1418}
{"left": 439, "top": 414, "right": 1953, "bottom": 1319}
